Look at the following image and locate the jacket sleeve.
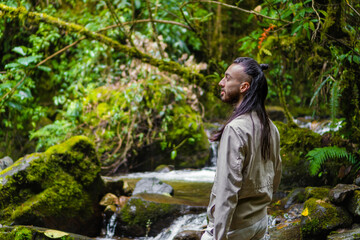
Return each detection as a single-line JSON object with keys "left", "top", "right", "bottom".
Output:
{"left": 272, "top": 128, "right": 282, "bottom": 193}
{"left": 213, "top": 125, "right": 245, "bottom": 240}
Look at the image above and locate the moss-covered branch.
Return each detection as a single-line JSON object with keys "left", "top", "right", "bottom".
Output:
{"left": 0, "top": 4, "right": 207, "bottom": 87}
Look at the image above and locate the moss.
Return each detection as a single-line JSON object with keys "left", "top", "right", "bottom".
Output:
{"left": 304, "top": 187, "right": 330, "bottom": 200}
{"left": 274, "top": 121, "right": 322, "bottom": 188}
{"left": 120, "top": 197, "right": 179, "bottom": 227}
{"left": 0, "top": 136, "right": 103, "bottom": 235}
{"left": 301, "top": 198, "right": 352, "bottom": 239}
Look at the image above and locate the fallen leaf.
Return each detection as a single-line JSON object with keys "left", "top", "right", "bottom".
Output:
{"left": 301, "top": 207, "right": 309, "bottom": 216}
{"left": 44, "top": 230, "right": 69, "bottom": 238}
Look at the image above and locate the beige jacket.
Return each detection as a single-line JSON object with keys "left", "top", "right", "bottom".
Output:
{"left": 206, "top": 111, "right": 282, "bottom": 240}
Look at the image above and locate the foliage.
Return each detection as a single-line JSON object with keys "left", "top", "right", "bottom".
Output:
{"left": 306, "top": 146, "right": 358, "bottom": 176}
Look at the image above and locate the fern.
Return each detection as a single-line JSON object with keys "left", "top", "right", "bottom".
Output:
{"left": 306, "top": 146, "right": 358, "bottom": 176}
{"left": 330, "top": 80, "right": 341, "bottom": 128}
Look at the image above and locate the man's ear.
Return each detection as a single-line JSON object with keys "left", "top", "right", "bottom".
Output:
{"left": 240, "top": 82, "right": 250, "bottom": 93}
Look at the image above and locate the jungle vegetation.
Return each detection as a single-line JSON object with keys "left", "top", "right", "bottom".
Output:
{"left": 0, "top": 0, "right": 359, "bottom": 177}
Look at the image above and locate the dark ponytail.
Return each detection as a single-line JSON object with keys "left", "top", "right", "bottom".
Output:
{"left": 210, "top": 57, "right": 271, "bottom": 160}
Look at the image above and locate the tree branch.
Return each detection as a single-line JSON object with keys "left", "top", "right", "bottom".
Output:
{"left": 181, "top": 0, "right": 292, "bottom": 24}
{"left": 99, "top": 19, "right": 193, "bottom": 32}
{"left": 0, "top": 4, "right": 206, "bottom": 86}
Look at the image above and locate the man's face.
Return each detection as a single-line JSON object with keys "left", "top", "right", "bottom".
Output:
{"left": 218, "top": 64, "right": 249, "bottom": 105}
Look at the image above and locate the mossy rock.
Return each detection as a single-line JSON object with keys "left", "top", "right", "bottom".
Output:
{"left": 300, "top": 198, "right": 353, "bottom": 240}
{"left": 274, "top": 121, "right": 322, "bottom": 188}
{"left": 118, "top": 196, "right": 182, "bottom": 237}
{"left": 283, "top": 188, "right": 306, "bottom": 209}
{"left": 346, "top": 190, "right": 360, "bottom": 217}
{"left": 0, "top": 136, "right": 105, "bottom": 237}
{"left": 0, "top": 225, "right": 91, "bottom": 240}
{"left": 305, "top": 187, "right": 330, "bottom": 200}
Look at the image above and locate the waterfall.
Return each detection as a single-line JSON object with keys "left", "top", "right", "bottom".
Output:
{"left": 138, "top": 212, "right": 207, "bottom": 240}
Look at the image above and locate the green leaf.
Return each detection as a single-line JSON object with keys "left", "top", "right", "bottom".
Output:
{"left": 12, "top": 46, "right": 27, "bottom": 56}
{"left": 4, "top": 62, "right": 21, "bottom": 69}
{"left": 171, "top": 150, "right": 177, "bottom": 160}
{"left": 17, "top": 56, "right": 40, "bottom": 66}
{"left": 37, "top": 65, "right": 51, "bottom": 72}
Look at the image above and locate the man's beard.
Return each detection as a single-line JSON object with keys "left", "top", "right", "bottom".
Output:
{"left": 220, "top": 89, "right": 241, "bottom": 105}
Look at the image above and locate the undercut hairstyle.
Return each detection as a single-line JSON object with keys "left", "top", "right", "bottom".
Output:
{"left": 210, "top": 57, "right": 271, "bottom": 160}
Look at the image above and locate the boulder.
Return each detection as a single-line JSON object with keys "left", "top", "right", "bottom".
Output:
{"left": 0, "top": 136, "right": 105, "bottom": 237}
{"left": 283, "top": 188, "right": 306, "bottom": 209}
{"left": 327, "top": 227, "right": 360, "bottom": 240}
{"left": 132, "top": 177, "right": 174, "bottom": 196}
{"left": 347, "top": 190, "right": 360, "bottom": 217}
{"left": 329, "top": 184, "right": 360, "bottom": 204}
{"left": 305, "top": 187, "right": 330, "bottom": 200}
{"left": 155, "top": 164, "right": 174, "bottom": 173}
{"left": 0, "top": 156, "right": 13, "bottom": 171}
{"left": 300, "top": 198, "right": 352, "bottom": 240}
{"left": 174, "top": 230, "right": 203, "bottom": 240}
{"left": 117, "top": 196, "right": 182, "bottom": 237}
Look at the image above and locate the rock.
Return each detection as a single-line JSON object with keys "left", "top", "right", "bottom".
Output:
{"left": 0, "top": 136, "right": 105, "bottom": 237}
{"left": 274, "top": 121, "right": 322, "bottom": 188}
{"left": 154, "top": 164, "right": 174, "bottom": 173}
{"left": 305, "top": 186, "right": 330, "bottom": 200}
{"left": 269, "top": 220, "right": 301, "bottom": 240}
{"left": 354, "top": 177, "right": 360, "bottom": 186}
{"left": 327, "top": 227, "right": 360, "bottom": 240}
{"left": 347, "top": 190, "right": 360, "bottom": 217}
{"left": 173, "top": 230, "right": 203, "bottom": 240}
{"left": 283, "top": 188, "right": 306, "bottom": 209}
{"left": 266, "top": 106, "right": 286, "bottom": 122}
{"left": 117, "top": 197, "right": 182, "bottom": 237}
{"left": 0, "top": 225, "right": 92, "bottom": 240}
{"left": 329, "top": 184, "right": 360, "bottom": 204}
{"left": 0, "top": 156, "right": 13, "bottom": 171}
{"left": 300, "top": 198, "right": 353, "bottom": 239}
{"left": 102, "top": 177, "right": 126, "bottom": 196}
{"left": 132, "top": 177, "right": 174, "bottom": 196}
{"left": 100, "top": 193, "right": 119, "bottom": 206}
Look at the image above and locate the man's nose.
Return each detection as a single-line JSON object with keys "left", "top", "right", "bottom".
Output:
{"left": 219, "top": 78, "right": 225, "bottom": 87}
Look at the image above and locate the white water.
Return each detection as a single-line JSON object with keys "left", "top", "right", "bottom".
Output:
{"left": 103, "top": 167, "right": 216, "bottom": 183}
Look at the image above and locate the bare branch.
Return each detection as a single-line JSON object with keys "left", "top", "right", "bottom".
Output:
{"left": 311, "top": 0, "right": 321, "bottom": 41}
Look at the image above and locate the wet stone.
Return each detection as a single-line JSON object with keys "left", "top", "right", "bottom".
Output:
{"left": 327, "top": 227, "right": 360, "bottom": 240}
{"left": 132, "top": 177, "right": 174, "bottom": 196}
{"left": 173, "top": 230, "right": 203, "bottom": 240}
{"left": 283, "top": 188, "right": 305, "bottom": 209}
{"left": 329, "top": 184, "right": 360, "bottom": 204}
{"left": 354, "top": 177, "right": 360, "bottom": 186}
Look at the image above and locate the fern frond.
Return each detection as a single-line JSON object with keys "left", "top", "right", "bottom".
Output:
{"left": 306, "top": 146, "right": 357, "bottom": 176}
{"left": 330, "top": 80, "right": 341, "bottom": 128}
{"left": 310, "top": 76, "right": 332, "bottom": 107}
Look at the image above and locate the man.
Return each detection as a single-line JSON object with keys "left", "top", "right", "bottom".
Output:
{"left": 202, "top": 57, "right": 282, "bottom": 240}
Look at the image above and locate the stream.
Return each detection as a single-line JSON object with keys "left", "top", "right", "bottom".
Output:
{"left": 96, "top": 117, "right": 335, "bottom": 239}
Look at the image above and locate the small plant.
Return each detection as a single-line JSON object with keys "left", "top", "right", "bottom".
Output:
{"left": 306, "top": 146, "right": 358, "bottom": 176}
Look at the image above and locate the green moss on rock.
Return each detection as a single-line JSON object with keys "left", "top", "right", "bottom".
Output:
{"left": 301, "top": 198, "right": 352, "bottom": 240}
{"left": 305, "top": 187, "right": 330, "bottom": 200}
{"left": 274, "top": 121, "right": 322, "bottom": 188}
{"left": 0, "top": 136, "right": 104, "bottom": 236}
{"left": 120, "top": 197, "right": 179, "bottom": 227}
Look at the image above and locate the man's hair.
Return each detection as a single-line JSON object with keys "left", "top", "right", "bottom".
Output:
{"left": 210, "top": 57, "right": 271, "bottom": 160}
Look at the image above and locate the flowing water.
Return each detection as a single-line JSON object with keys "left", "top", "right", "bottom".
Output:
{"left": 97, "top": 118, "right": 336, "bottom": 239}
